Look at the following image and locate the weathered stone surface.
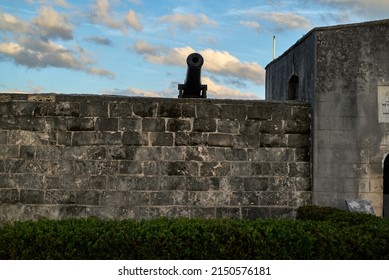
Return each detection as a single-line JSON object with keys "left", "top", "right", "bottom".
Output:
{"left": 0, "top": 131, "right": 7, "bottom": 144}
{"left": 167, "top": 119, "right": 191, "bottom": 132}
{"left": 345, "top": 199, "right": 375, "bottom": 214}
{"left": 207, "top": 134, "right": 234, "bottom": 147}
{"left": 96, "top": 118, "right": 118, "bottom": 131}
{"left": 150, "top": 132, "right": 174, "bottom": 146}
{"left": 158, "top": 102, "right": 182, "bottom": 118}
{"left": 80, "top": 102, "right": 108, "bottom": 117}
{"left": 193, "top": 118, "right": 216, "bottom": 132}
{"left": 0, "top": 94, "right": 311, "bottom": 222}
{"left": 122, "top": 132, "right": 148, "bottom": 146}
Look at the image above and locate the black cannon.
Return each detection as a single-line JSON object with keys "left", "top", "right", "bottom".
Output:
{"left": 178, "top": 53, "right": 207, "bottom": 98}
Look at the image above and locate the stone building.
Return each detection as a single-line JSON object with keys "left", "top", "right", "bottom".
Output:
{"left": 266, "top": 19, "right": 389, "bottom": 216}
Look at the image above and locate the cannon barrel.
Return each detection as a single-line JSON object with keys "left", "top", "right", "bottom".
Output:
{"left": 178, "top": 53, "right": 207, "bottom": 98}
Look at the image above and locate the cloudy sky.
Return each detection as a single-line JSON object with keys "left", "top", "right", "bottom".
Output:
{"left": 1, "top": 0, "right": 389, "bottom": 99}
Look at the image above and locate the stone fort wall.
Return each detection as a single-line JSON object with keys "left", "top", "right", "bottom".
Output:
{"left": 0, "top": 94, "right": 311, "bottom": 222}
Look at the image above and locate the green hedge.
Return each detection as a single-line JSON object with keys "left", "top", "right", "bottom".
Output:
{"left": 296, "top": 205, "right": 381, "bottom": 225}
{"left": 1, "top": 208, "right": 389, "bottom": 259}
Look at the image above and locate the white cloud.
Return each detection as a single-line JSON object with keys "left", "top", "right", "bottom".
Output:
{"left": 202, "top": 76, "right": 258, "bottom": 99}
{"left": 159, "top": 13, "right": 217, "bottom": 31}
{"left": 0, "top": 39, "right": 116, "bottom": 79}
{"left": 316, "top": 0, "right": 389, "bottom": 17}
{"left": 125, "top": 10, "right": 143, "bottom": 32}
{"left": 127, "top": 0, "right": 142, "bottom": 5}
{"left": 91, "top": 0, "right": 123, "bottom": 30}
{"left": 0, "top": 12, "right": 31, "bottom": 34}
{"left": 85, "top": 36, "right": 112, "bottom": 46}
{"left": 25, "top": 0, "right": 70, "bottom": 8}
{"left": 260, "top": 12, "right": 312, "bottom": 31}
{"left": 202, "top": 49, "right": 265, "bottom": 85}
{"left": 134, "top": 41, "right": 265, "bottom": 85}
{"left": 107, "top": 75, "right": 258, "bottom": 99}
{"left": 0, "top": 9, "right": 115, "bottom": 79}
{"left": 237, "top": 9, "right": 312, "bottom": 31}
{"left": 240, "top": 21, "right": 261, "bottom": 32}
{"left": 90, "top": 0, "right": 143, "bottom": 33}
{"left": 108, "top": 87, "right": 165, "bottom": 98}
{"left": 32, "top": 6, "right": 73, "bottom": 40}
{"left": 1, "top": 8, "right": 74, "bottom": 40}
{"left": 134, "top": 40, "right": 159, "bottom": 55}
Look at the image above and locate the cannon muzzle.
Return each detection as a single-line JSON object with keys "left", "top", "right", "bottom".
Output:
{"left": 178, "top": 53, "right": 207, "bottom": 98}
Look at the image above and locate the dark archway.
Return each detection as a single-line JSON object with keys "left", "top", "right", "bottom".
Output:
{"left": 384, "top": 155, "right": 389, "bottom": 218}
{"left": 288, "top": 75, "right": 299, "bottom": 100}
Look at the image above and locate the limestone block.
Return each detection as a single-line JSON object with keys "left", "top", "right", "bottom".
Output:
{"left": 345, "top": 199, "right": 374, "bottom": 214}
{"left": 175, "top": 132, "right": 203, "bottom": 146}
{"left": 200, "top": 162, "right": 231, "bottom": 176}
{"left": 101, "top": 191, "right": 130, "bottom": 207}
{"left": 207, "top": 133, "right": 234, "bottom": 147}
{"left": 119, "top": 160, "right": 142, "bottom": 174}
{"left": 122, "top": 131, "right": 148, "bottom": 146}
{"left": 20, "top": 190, "right": 44, "bottom": 204}
{"left": 243, "top": 177, "right": 268, "bottom": 191}
{"left": 106, "top": 146, "right": 135, "bottom": 160}
{"left": 167, "top": 119, "right": 191, "bottom": 132}
{"left": 134, "top": 147, "right": 162, "bottom": 161}
{"left": 27, "top": 94, "right": 55, "bottom": 103}
{"left": 233, "top": 134, "right": 260, "bottom": 148}
{"left": 80, "top": 102, "right": 108, "bottom": 117}
{"left": 157, "top": 101, "right": 182, "bottom": 118}
{"left": 142, "top": 161, "right": 166, "bottom": 176}
{"left": 247, "top": 105, "right": 272, "bottom": 120}
{"left": 160, "top": 176, "right": 186, "bottom": 191}
{"left": 220, "top": 104, "right": 247, "bottom": 120}
{"left": 55, "top": 102, "right": 80, "bottom": 117}
{"left": 167, "top": 161, "right": 199, "bottom": 176}
{"left": 193, "top": 118, "right": 216, "bottom": 132}
{"left": 216, "top": 207, "right": 241, "bottom": 218}
{"left": 109, "top": 102, "right": 133, "bottom": 118}
{"left": 72, "top": 131, "right": 99, "bottom": 145}
{"left": 150, "top": 191, "right": 174, "bottom": 206}
{"left": 217, "top": 119, "right": 240, "bottom": 134}
{"left": 196, "top": 103, "right": 221, "bottom": 118}
{"left": 59, "top": 205, "right": 86, "bottom": 219}
{"left": 75, "top": 191, "right": 100, "bottom": 205}
{"left": 0, "top": 131, "right": 7, "bottom": 144}
{"left": 242, "top": 207, "right": 271, "bottom": 219}
{"left": 45, "top": 190, "right": 77, "bottom": 204}
{"left": 20, "top": 116, "right": 46, "bottom": 131}
{"left": 181, "top": 103, "right": 196, "bottom": 118}
{"left": 133, "top": 101, "right": 158, "bottom": 117}
{"left": 9, "top": 130, "right": 56, "bottom": 145}
{"left": 0, "top": 189, "right": 19, "bottom": 204}
{"left": 260, "top": 134, "right": 288, "bottom": 147}
{"left": 186, "top": 177, "right": 219, "bottom": 191}
{"left": 190, "top": 207, "right": 215, "bottom": 218}
{"left": 98, "top": 132, "right": 122, "bottom": 145}
{"left": 96, "top": 161, "right": 119, "bottom": 175}
{"left": 150, "top": 132, "right": 174, "bottom": 146}
{"left": 162, "top": 147, "right": 186, "bottom": 161}
{"left": 119, "top": 118, "right": 142, "bottom": 132}
{"left": 142, "top": 118, "right": 166, "bottom": 132}
{"left": 96, "top": 118, "right": 118, "bottom": 131}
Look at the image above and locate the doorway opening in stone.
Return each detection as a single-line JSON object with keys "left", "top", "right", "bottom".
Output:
{"left": 288, "top": 75, "right": 299, "bottom": 100}
{"left": 384, "top": 154, "right": 389, "bottom": 218}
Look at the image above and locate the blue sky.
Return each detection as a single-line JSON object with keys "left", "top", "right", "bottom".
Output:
{"left": 1, "top": 0, "right": 389, "bottom": 99}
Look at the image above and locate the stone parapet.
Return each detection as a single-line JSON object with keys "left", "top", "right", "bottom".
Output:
{"left": 0, "top": 94, "right": 311, "bottom": 221}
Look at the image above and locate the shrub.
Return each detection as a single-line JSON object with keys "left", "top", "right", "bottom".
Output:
{"left": 296, "top": 205, "right": 381, "bottom": 226}
{"left": 0, "top": 216, "right": 389, "bottom": 260}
